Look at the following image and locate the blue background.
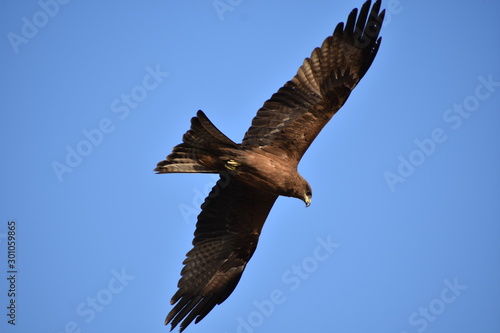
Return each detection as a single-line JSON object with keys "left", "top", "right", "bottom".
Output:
{"left": 1, "top": 1, "right": 499, "bottom": 332}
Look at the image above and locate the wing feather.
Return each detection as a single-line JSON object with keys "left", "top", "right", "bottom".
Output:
{"left": 242, "top": 0, "right": 385, "bottom": 161}
{"left": 165, "top": 173, "right": 278, "bottom": 332}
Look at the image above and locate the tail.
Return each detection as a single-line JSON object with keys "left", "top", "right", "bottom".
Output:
{"left": 155, "top": 110, "right": 240, "bottom": 173}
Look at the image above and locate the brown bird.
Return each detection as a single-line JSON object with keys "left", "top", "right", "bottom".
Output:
{"left": 155, "top": 1, "right": 385, "bottom": 331}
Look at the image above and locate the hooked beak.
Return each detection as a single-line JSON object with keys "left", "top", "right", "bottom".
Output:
{"left": 304, "top": 195, "right": 311, "bottom": 207}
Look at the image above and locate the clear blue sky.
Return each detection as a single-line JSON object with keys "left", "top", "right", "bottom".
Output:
{"left": 1, "top": 1, "right": 500, "bottom": 332}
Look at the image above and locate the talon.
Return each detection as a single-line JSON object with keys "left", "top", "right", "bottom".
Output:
{"left": 225, "top": 159, "right": 240, "bottom": 171}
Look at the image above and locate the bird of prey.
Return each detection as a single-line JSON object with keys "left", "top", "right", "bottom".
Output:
{"left": 155, "top": 1, "right": 385, "bottom": 331}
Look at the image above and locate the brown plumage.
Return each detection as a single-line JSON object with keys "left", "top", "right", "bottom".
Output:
{"left": 155, "top": 1, "right": 385, "bottom": 331}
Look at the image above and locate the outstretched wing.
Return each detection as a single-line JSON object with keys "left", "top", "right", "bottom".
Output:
{"left": 166, "top": 173, "right": 278, "bottom": 332}
{"left": 242, "top": 0, "right": 385, "bottom": 162}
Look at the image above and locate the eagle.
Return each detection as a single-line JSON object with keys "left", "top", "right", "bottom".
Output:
{"left": 155, "top": 1, "right": 385, "bottom": 331}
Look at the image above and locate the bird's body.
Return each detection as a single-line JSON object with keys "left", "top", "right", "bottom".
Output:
{"left": 224, "top": 148, "right": 309, "bottom": 199}
{"left": 155, "top": 1, "right": 385, "bottom": 331}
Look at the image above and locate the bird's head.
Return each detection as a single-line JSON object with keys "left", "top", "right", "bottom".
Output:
{"left": 292, "top": 175, "right": 312, "bottom": 207}
{"left": 303, "top": 184, "right": 312, "bottom": 207}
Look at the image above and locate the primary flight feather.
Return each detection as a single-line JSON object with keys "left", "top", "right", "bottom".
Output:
{"left": 155, "top": 1, "right": 385, "bottom": 331}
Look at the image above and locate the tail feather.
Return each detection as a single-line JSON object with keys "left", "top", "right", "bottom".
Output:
{"left": 189, "top": 111, "right": 238, "bottom": 149}
{"left": 155, "top": 110, "right": 239, "bottom": 174}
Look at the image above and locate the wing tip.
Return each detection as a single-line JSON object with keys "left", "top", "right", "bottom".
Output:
{"left": 338, "top": 0, "right": 385, "bottom": 38}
